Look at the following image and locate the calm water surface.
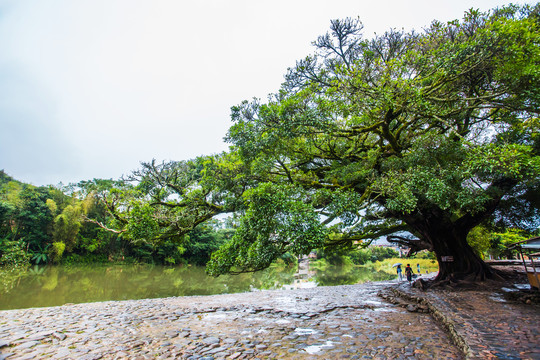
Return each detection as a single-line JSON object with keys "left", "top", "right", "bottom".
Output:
{"left": 0, "top": 263, "right": 394, "bottom": 310}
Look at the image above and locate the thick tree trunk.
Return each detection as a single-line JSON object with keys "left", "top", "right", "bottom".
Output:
{"left": 395, "top": 178, "right": 518, "bottom": 283}
{"left": 429, "top": 229, "right": 494, "bottom": 282}
{"left": 406, "top": 216, "right": 495, "bottom": 282}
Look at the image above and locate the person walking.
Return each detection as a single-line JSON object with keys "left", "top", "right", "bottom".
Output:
{"left": 417, "top": 263, "right": 421, "bottom": 274}
{"left": 396, "top": 265, "right": 403, "bottom": 281}
{"left": 405, "top": 264, "right": 413, "bottom": 284}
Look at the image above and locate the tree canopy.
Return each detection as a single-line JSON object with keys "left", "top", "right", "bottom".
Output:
{"left": 201, "top": 6, "right": 539, "bottom": 280}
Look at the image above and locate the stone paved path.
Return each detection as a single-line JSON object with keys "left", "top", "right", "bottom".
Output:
{"left": 0, "top": 281, "right": 462, "bottom": 359}
{"left": 394, "top": 282, "right": 540, "bottom": 360}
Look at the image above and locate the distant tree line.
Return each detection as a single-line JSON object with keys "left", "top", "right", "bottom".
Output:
{"left": 0, "top": 164, "right": 533, "bottom": 270}
{"left": 315, "top": 246, "right": 401, "bottom": 266}
{"left": 0, "top": 171, "right": 229, "bottom": 267}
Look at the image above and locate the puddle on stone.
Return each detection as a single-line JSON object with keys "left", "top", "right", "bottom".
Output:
{"left": 489, "top": 293, "right": 507, "bottom": 302}
{"left": 246, "top": 316, "right": 267, "bottom": 322}
{"left": 364, "top": 300, "right": 384, "bottom": 306}
{"left": 373, "top": 307, "right": 400, "bottom": 313}
{"left": 203, "top": 313, "right": 227, "bottom": 320}
{"left": 294, "top": 328, "right": 318, "bottom": 335}
{"left": 303, "top": 340, "right": 335, "bottom": 354}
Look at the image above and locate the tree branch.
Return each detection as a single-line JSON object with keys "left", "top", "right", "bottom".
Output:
{"left": 387, "top": 235, "right": 433, "bottom": 256}
{"left": 82, "top": 215, "right": 126, "bottom": 234}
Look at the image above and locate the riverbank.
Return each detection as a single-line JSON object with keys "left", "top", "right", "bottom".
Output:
{"left": 0, "top": 274, "right": 538, "bottom": 359}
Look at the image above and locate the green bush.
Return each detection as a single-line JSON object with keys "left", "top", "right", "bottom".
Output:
{"left": 279, "top": 252, "right": 298, "bottom": 267}
{"left": 0, "top": 238, "right": 30, "bottom": 267}
{"left": 49, "top": 241, "right": 66, "bottom": 264}
{"left": 349, "top": 247, "right": 399, "bottom": 265}
{"left": 30, "top": 244, "right": 49, "bottom": 265}
{"left": 319, "top": 246, "right": 400, "bottom": 266}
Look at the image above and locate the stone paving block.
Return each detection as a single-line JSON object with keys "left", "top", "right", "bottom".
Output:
{"left": 4, "top": 280, "right": 537, "bottom": 359}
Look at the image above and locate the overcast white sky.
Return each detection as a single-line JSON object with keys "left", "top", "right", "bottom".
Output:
{"left": 0, "top": 0, "right": 521, "bottom": 186}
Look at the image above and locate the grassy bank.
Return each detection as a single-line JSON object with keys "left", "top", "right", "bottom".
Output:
{"left": 311, "top": 257, "right": 439, "bottom": 277}
{"left": 366, "top": 258, "right": 439, "bottom": 276}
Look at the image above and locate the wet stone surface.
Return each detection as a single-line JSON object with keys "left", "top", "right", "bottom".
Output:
{"left": 23, "top": 277, "right": 540, "bottom": 360}
{"left": 0, "top": 281, "right": 462, "bottom": 359}
{"left": 394, "top": 282, "right": 540, "bottom": 360}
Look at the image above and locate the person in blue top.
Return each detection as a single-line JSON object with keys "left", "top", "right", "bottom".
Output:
{"left": 396, "top": 264, "right": 403, "bottom": 281}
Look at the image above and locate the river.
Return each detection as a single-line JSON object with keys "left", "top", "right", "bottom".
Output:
{"left": 0, "top": 261, "right": 394, "bottom": 310}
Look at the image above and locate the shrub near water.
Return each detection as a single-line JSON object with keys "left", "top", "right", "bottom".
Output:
{"left": 0, "top": 238, "right": 30, "bottom": 267}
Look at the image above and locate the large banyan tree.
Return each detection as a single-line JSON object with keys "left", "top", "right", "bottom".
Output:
{"left": 204, "top": 5, "right": 540, "bottom": 281}
{"left": 97, "top": 5, "right": 539, "bottom": 283}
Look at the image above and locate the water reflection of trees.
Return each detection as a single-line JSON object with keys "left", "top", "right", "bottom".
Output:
{"left": 0, "top": 264, "right": 299, "bottom": 309}
{"left": 0, "top": 262, "right": 393, "bottom": 310}
{"left": 315, "top": 266, "right": 394, "bottom": 286}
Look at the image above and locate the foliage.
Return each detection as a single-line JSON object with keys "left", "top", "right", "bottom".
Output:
{"left": 413, "top": 251, "right": 436, "bottom": 260}
{"left": 467, "top": 226, "right": 535, "bottom": 260}
{"left": 206, "top": 183, "right": 327, "bottom": 275}
{"left": 203, "top": 5, "right": 540, "bottom": 280}
{"left": 0, "top": 172, "right": 233, "bottom": 267}
{"left": 0, "top": 237, "right": 30, "bottom": 267}
{"left": 316, "top": 245, "right": 399, "bottom": 266}
{"left": 310, "top": 257, "right": 354, "bottom": 271}
{"left": 0, "top": 201, "right": 16, "bottom": 239}
{"left": 16, "top": 186, "right": 54, "bottom": 251}
{"left": 125, "top": 202, "right": 159, "bottom": 243}
{"left": 279, "top": 252, "right": 299, "bottom": 267}
{"left": 49, "top": 241, "right": 66, "bottom": 264}
{"left": 349, "top": 247, "right": 399, "bottom": 265}
{"left": 52, "top": 205, "right": 82, "bottom": 252}
{"left": 467, "top": 226, "right": 493, "bottom": 259}
{"left": 183, "top": 222, "right": 228, "bottom": 266}
{"left": 156, "top": 239, "right": 186, "bottom": 265}
{"left": 30, "top": 244, "right": 49, "bottom": 265}
{"left": 488, "top": 228, "right": 530, "bottom": 259}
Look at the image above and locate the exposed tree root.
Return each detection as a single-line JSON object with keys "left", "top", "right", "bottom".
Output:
{"left": 417, "top": 265, "right": 529, "bottom": 291}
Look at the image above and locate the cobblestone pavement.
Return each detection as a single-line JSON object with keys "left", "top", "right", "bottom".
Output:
{"left": 0, "top": 281, "right": 462, "bottom": 359}
{"left": 394, "top": 281, "right": 540, "bottom": 360}
{"left": 1, "top": 278, "right": 538, "bottom": 360}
